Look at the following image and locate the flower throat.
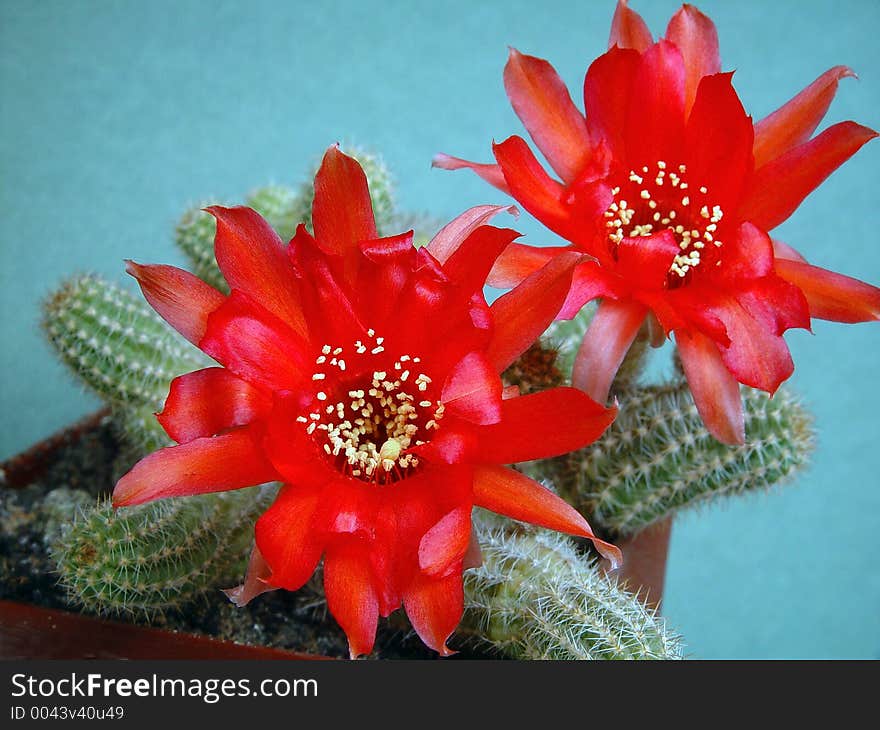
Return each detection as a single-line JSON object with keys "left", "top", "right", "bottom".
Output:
{"left": 603, "top": 160, "right": 725, "bottom": 285}
{"left": 299, "top": 329, "right": 444, "bottom": 484}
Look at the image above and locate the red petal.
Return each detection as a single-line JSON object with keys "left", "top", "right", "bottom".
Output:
{"left": 125, "top": 261, "right": 224, "bottom": 346}
{"left": 487, "top": 250, "right": 582, "bottom": 372}
{"left": 157, "top": 367, "right": 271, "bottom": 443}
{"left": 441, "top": 351, "right": 503, "bottom": 425}
{"left": 432, "top": 153, "right": 512, "bottom": 194}
{"left": 722, "top": 222, "right": 774, "bottom": 280}
{"left": 487, "top": 243, "right": 571, "bottom": 288}
{"left": 608, "top": 0, "right": 653, "bottom": 51}
{"left": 223, "top": 544, "right": 278, "bottom": 607}
{"left": 615, "top": 229, "right": 680, "bottom": 289}
{"left": 323, "top": 539, "right": 379, "bottom": 659}
{"left": 403, "top": 572, "right": 463, "bottom": 657}
{"left": 572, "top": 298, "right": 647, "bottom": 403}
{"left": 426, "top": 204, "right": 519, "bottom": 264}
{"left": 741, "top": 121, "right": 878, "bottom": 231}
{"left": 312, "top": 145, "right": 378, "bottom": 267}
{"left": 262, "top": 394, "right": 338, "bottom": 487}
{"left": 675, "top": 329, "right": 745, "bottom": 445}
{"left": 740, "top": 275, "right": 811, "bottom": 336}
{"left": 706, "top": 296, "right": 795, "bottom": 394}
{"left": 583, "top": 47, "right": 642, "bottom": 160}
{"left": 684, "top": 73, "right": 754, "bottom": 207}
{"left": 472, "top": 387, "right": 616, "bottom": 463}
{"left": 206, "top": 206, "right": 307, "bottom": 339}
{"left": 410, "top": 429, "right": 476, "bottom": 466}
{"left": 754, "top": 66, "right": 856, "bottom": 168}
{"left": 492, "top": 136, "right": 575, "bottom": 238}
{"left": 289, "top": 224, "right": 364, "bottom": 343}
{"left": 772, "top": 238, "right": 807, "bottom": 263}
{"left": 255, "top": 484, "right": 324, "bottom": 591}
{"left": 442, "top": 225, "right": 521, "bottom": 297}
{"left": 112, "top": 427, "right": 277, "bottom": 507}
{"left": 504, "top": 48, "right": 592, "bottom": 183}
{"left": 418, "top": 506, "right": 472, "bottom": 578}
{"left": 472, "top": 465, "right": 621, "bottom": 567}
{"left": 321, "top": 481, "right": 377, "bottom": 539}
{"left": 463, "top": 523, "right": 483, "bottom": 570}
{"left": 775, "top": 258, "right": 880, "bottom": 323}
{"left": 200, "top": 291, "right": 311, "bottom": 392}
{"left": 626, "top": 40, "right": 686, "bottom": 165}
{"left": 665, "top": 3, "right": 721, "bottom": 114}
{"left": 558, "top": 260, "right": 623, "bottom": 320}
{"left": 357, "top": 229, "right": 418, "bottom": 326}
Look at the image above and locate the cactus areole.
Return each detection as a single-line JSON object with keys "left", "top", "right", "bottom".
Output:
{"left": 112, "top": 145, "right": 620, "bottom": 658}
{"left": 435, "top": 0, "right": 880, "bottom": 445}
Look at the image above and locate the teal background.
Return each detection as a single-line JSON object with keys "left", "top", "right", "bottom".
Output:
{"left": 1, "top": 0, "right": 878, "bottom": 658}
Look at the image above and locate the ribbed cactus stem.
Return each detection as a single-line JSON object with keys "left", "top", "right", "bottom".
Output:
{"left": 543, "top": 305, "right": 593, "bottom": 373}
{"left": 51, "top": 486, "right": 274, "bottom": 617}
{"left": 42, "top": 275, "right": 205, "bottom": 408}
{"left": 464, "top": 514, "right": 683, "bottom": 659}
{"left": 547, "top": 380, "right": 815, "bottom": 537}
{"left": 42, "top": 274, "right": 206, "bottom": 452}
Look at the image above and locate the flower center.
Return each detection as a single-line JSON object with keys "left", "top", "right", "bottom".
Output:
{"left": 603, "top": 161, "right": 725, "bottom": 285}
{"left": 299, "top": 329, "right": 443, "bottom": 484}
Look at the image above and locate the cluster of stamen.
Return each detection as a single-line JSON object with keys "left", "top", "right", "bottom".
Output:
{"left": 603, "top": 161, "right": 725, "bottom": 282}
{"left": 300, "top": 329, "right": 443, "bottom": 484}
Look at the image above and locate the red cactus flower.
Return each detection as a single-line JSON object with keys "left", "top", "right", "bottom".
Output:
{"left": 112, "top": 146, "right": 619, "bottom": 658}
{"left": 434, "top": 0, "right": 880, "bottom": 444}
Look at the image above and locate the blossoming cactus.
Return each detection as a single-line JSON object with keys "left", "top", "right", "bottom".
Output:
{"left": 41, "top": 138, "right": 826, "bottom": 659}
{"left": 37, "top": 0, "right": 879, "bottom": 657}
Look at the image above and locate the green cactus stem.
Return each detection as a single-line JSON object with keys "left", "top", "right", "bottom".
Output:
{"left": 51, "top": 486, "right": 274, "bottom": 618}
{"left": 463, "top": 514, "right": 683, "bottom": 659}
{"left": 42, "top": 274, "right": 207, "bottom": 452}
{"left": 245, "top": 185, "right": 301, "bottom": 242}
{"left": 545, "top": 381, "right": 815, "bottom": 537}
{"left": 42, "top": 274, "right": 204, "bottom": 407}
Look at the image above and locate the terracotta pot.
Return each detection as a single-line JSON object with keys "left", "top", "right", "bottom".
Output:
{"left": 0, "top": 600, "right": 322, "bottom": 660}
{"left": 605, "top": 518, "right": 672, "bottom": 610}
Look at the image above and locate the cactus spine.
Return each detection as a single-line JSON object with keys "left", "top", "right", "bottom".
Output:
{"left": 464, "top": 514, "right": 683, "bottom": 659}
{"left": 51, "top": 486, "right": 274, "bottom": 617}
{"left": 544, "top": 381, "right": 815, "bottom": 537}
